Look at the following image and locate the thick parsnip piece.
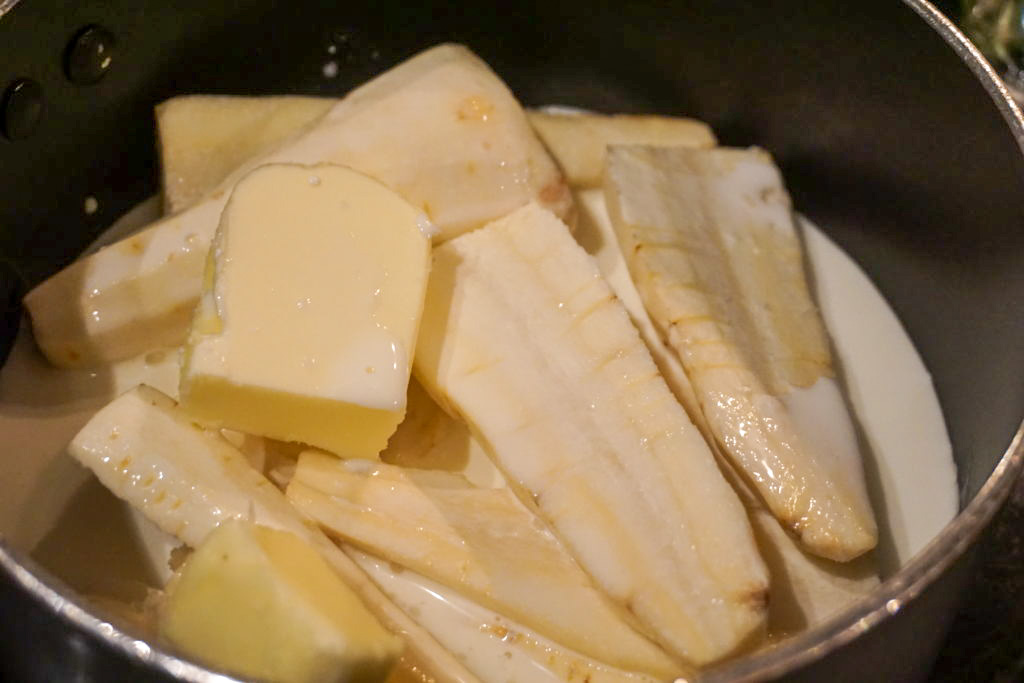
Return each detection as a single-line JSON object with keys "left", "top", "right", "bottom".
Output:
{"left": 604, "top": 145, "right": 878, "bottom": 561}
{"left": 287, "top": 452, "right": 682, "bottom": 679}
{"left": 574, "top": 188, "right": 878, "bottom": 632}
{"left": 528, "top": 110, "right": 716, "bottom": 188}
{"left": 161, "top": 520, "right": 402, "bottom": 683}
{"left": 158, "top": 95, "right": 335, "bottom": 213}
{"left": 25, "top": 43, "right": 570, "bottom": 368}
{"left": 179, "top": 164, "right": 429, "bottom": 459}
{"left": 67, "top": 385, "right": 478, "bottom": 683}
{"left": 414, "top": 203, "right": 768, "bottom": 666}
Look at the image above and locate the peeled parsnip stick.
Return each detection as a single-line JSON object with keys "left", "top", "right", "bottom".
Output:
{"left": 604, "top": 144, "right": 878, "bottom": 562}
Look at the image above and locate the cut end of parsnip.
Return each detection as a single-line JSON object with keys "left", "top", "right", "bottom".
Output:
{"left": 528, "top": 110, "right": 716, "bottom": 189}
{"left": 157, "top": 95, "right": 336, "bottom": 214}
{"left": 179, "top": 164, "right": 430, "bottom": 460}
{"left": 161, "top": 520, "right": 402, "bottom": 683}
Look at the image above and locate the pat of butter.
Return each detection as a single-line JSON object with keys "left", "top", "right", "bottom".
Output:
{"left": 160, "top": 520, "right": 403, "bottom": 683}
{"left": 180, "top": 163, "right": 431, "bottom": 459}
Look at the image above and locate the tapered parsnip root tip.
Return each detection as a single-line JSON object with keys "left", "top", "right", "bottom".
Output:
{"left": 604, "top": 144, "right": 878, "bottom": 563}
{"left": 415, "top": 201, "right": 769, "bottom": 666}
{"left": 788, "top": 516, "right": 879, "bottom": 564}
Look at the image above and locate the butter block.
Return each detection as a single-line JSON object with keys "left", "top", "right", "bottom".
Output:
{"left": 180, "top": 163, "right": 431, "bottom": 459}
{"left": 161, "top": 520, "right": 402, "bottom": 683}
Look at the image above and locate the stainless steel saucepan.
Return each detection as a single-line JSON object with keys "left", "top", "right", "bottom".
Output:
{"left": 0, "top": 0, "right": 1021, "bottom": 680}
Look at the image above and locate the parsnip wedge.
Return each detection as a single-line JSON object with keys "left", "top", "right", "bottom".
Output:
{"left": 67, "top": 385, "right": 478, "bottom": 683}
{"left": 574, "top": 188, "right": 879, "bottom": 633}
{"left": 604, "top": 145, "right": 878, "bottom": 562}
{"left": 414, "top": 202, "right": 769, "bottom": 666}
{"left": 157, "top": 95, "right": 335, "bottom": 214}
{"left": 528, "top": 110, "right": 716, "bottom": 188}
{"left": 286, "top": 452, "right": 682, "bottom": 679}
{"left": 25, "top": 43, "right": 570, "bottom": 368}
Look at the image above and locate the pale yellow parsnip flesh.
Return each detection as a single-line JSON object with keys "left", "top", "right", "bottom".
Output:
{"left": 286, "top": 452, "right": 683, "bottom": 679}
{"left": 528, "top": 110, "right": 716, "bottom": 188}
{"left": 603, "top": 144, "right": 877, "bottom": 561}
{"left": 25, "top": 43, "right": 570, "bottom": 368}
{"left": 157, "top": 95, "right": 335, "bottom": 213}
{"left": 179, "top": 164, "right": 429, "bottom": 459}
{"left": 414, "top": 202, "right": 768, "bottom": 666}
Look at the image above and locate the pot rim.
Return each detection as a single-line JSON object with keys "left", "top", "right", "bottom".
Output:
{"left": 2, "top": 0, "right": 1024, "bottom": 681}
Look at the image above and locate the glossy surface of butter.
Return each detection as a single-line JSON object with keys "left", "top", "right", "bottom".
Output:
{"left": 180, "top": 163, "right": 430, "bottom": 459}
{"left": 160, "top": 520, "right": 402, "bottom": 683}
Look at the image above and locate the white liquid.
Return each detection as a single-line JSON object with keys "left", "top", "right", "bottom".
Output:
{"left": 0, "top": 192, "right": 957, "bottom": 680}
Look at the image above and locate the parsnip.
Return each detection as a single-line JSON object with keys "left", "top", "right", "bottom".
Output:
{"left": 157, "top": 95, "right": 334, "bottom": 214}
{"left": 604, "top": 145, "right": 878, "bottom": 561}
{"left": 574, "top": 187, "right": 879, "bottom": 632}
{"left": 415, "top": 203, "right": 769, "bottom": 666}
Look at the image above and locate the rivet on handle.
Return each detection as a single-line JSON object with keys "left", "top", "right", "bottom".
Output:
{"left": 65, "top": 25, "right": 116, "bottom": 85}
{"left": 1, "top": 79, "right": 44, "bottom": 141}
